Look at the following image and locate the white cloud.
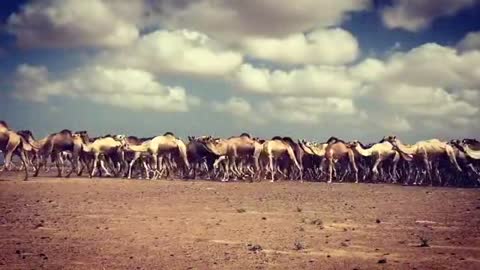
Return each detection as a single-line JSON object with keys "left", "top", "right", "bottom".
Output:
{"left": 226, "top": 42, "right": 480, "bottom": 136}
{"left": 241, "top": 28, "right": 359, "bottom": 65}
{"left": 262, "top": 97, "right": 360, "bottom": 124}
{"left": 213, "top": 97, "right": 252, "bottom": 116}
{"left": 366, "top": 43, "right": 480, "bottom": 90}
{"left": 157, "top": 0, "right": 371, "bottom": 42}
{"left": 7, "top": 0, "right": 140, "bottom": 48}
{"left": 233, "top": 64, "right": 361, "bottom": 97}
{"left": 13, "top": 64, "right": 199, "bottom": 112}
{"left": 212, "top": 96, "right": 361, "bottom": 126}
{"left": 458, "top": 31, "right": 480, "bottom": 51}
{"left": 381, "top": 0, "right": 478, "bottom": 31}
{"left": 101, "top": 29, "right": 243, "bottom": 77}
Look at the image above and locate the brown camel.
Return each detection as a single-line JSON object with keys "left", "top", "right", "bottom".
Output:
{"left": 34, "top": 129, "right": 76, "bottom": 177}
{"left": 200, "top": 133, "right": 257, "bottom": 181}
{"left": 324, "top": 138, "right": 358, "bottom": 183}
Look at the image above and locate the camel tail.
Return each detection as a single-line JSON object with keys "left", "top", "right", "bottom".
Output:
{"left": 287, "top": 146, "right": 302, "bottom": 171}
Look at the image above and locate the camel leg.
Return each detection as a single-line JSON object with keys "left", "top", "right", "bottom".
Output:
{"left": 128, "top": 154, "right": 140, "bottom": 179}
{"left": 55, "top": 152, "right": 63, "bottom": 177}
{"left": 222, "top": 158, "right": 230, "bottom": 182}
{"left": 348, "top": 153, "right": 359, "bottom": 183}
{"left": 269, "top": 154, "right": 275, "bottom": 183}
{"left": 18, "top": 149, "right": 29, "bottom": 181}
{"left": 100, "top": 159, "right": 112, "bottom": 177}
{"left": 151, "top": 155, "right": 159, "bottom": 180}
{"left": 90, "top": 153, "right": 100, "bottom": 178}
{"left": 328, "top": 159, "right": 333, "bottom": 184}
{"left": 4, "top": 141, "right": 19, "bottom": 171}
{"left": 142, "top": 160, "right": 150, "bottom": 179}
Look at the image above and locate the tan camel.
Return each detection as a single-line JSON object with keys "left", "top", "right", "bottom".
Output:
{"left": 386, "top": 136, "right": 462, "bottom": 185}
{"left": 123, "top": 133, "right": 189, "bottom": 179}
{"left": 0, "top": 121, "right": 30, "bottom": 180}
{"left": 348, "top": 140, "right": 403, "bottom": 179}
{"left": 73, "top": 134, "right": 127, "bottom": 178}
{"left": 259, "top": 137, "right": 302, "bottom": 182}
{"left": 324, "top": 139, "right": 358, "bottom": 183}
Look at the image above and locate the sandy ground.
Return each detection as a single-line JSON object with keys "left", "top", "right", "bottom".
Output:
{"left": 1, "top": 172, "right": 480, "bottom": 270}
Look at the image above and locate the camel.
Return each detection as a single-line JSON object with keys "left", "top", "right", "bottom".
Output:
{"left": 348, "top": 139, "right": 404, "bottom": 182}
{"left": 187, "top": 136, "right": 228, "bottom": 179}
{"left": 33, "top": 129, "right": 78, "bottom": 177}
{"left": 0, "top": 121, "right": 30, "bottom": 180}
{"left": 123, "top": 133, "right": 189, "bottom": 179}
{"left": 72, "top": 133, "right": 128, "bottom": 178}
{"left": 258, "top": 137, "right": 302, "bottom": 182}
{"left": 323, "top": 138, "right": 359, "bottom": 183}
{"left": 385, "top": 136, "right": 462, "bottom": 185}
{"left": 200, "top": 133, "right": 258, "bottom": 181}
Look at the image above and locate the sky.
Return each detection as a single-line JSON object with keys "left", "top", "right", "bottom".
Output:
{"left": 0, "top": 0, "right": 479, "bottom": 143}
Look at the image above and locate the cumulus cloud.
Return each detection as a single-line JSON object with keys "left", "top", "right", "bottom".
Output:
{"left": 458, "top": 31, "right": 480, "bottom": 51}
{"left": 7, "top": 0, "right": 141, "bottom": 48}
{"left": 241, "top": 28, "right": 359, "bottom": 65}
{"left": 13, "top": 64, "right": 200, "bottom": 112}
{"left": 226, "top": 42, "right": 480, "bottom": 137}
{"left": 101, "top": 29, "right": 243, "bottom": 77}
{"left": 157, "top": 0, "right": 370, "bottom": 42}
{"left": 357, "top": 43, "right": 480, "bottom": 90}
{"left": 381, "top": 0, "right": 478, "bottom": 31}
{"left": 233, "top": 64, "right": 361, "bottom": 98}
{"left": 212, "top": 96, "right": 361, "bottom": 126}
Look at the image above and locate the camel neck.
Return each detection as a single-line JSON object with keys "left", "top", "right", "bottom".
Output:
{"left": 465, "top": 145, "right": 480, "bottom": 159}
{"left": 395, "top": 141, "right": 416, "bottom": 155}
{"left": 128, "top": 143, "right": 149, "bottom": 152}
{"left": 354, "top": 144, "right": 373, "bottom": 157}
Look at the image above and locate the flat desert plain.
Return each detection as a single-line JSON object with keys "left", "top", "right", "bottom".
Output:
{"left": 1, "top": 172, "right": 479, "bottom": 269}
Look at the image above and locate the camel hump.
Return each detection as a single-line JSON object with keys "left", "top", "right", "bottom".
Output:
{"left": 282, "top": 137, "right": 296, "bottom": 146}
{"left": 60, "top": 129, "right": 72, "bottom": 135}
{"left": 0, "top": 120, "right": 9, "bottom": 129}
{"left": 271, "top": 136, "right": 283, "bottom": 140}
{"left": 240, "top": 132, "right": 251, "bottom": 138}
{"left": 326, "top": 136, "right": 347, "bottom": 144}
{"left": 164, "top": 131, "right": 175, "bottom": 137}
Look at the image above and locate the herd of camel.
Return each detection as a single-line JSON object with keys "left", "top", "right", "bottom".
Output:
{"left": 1, "top": 120, "right": 479, "bottom": 186}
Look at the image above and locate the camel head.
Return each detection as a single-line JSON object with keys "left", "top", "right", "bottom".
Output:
{"left": 74, "top": 131, "right": 90, "bottom": 144}
{"left": 114, "top": 135, "right": 128, "bottom": 147}
{"left": 200, "top": 137, "right": 226, "bottom": 156}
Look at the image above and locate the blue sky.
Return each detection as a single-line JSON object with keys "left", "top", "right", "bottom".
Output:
{"left": 1, "top": 0, "right": 479, "bottom": 143}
